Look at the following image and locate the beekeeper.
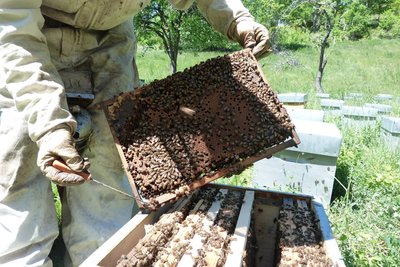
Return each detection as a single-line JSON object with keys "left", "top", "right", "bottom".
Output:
{"left": 0, "top": 0, "right": 271, "bottom": 266}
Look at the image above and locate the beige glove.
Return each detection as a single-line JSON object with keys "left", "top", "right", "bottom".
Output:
{"left": 37, "top": 124, "right": 87, "bottom": 186}
{"left": 229, "top": 20, "right": 272, "bottom": 59}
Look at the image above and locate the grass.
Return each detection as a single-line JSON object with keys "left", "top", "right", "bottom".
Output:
{"left": 138, "top": 39, "right": 400, "bottom": 116}
{"left": 329, "top": 123, "right": 400, "bottom": 267}
{"left": 136, "top": 49, "right": 223, "bottom": 82}
{"left": 136, "top": 38, "right": 400, "bottom": 266}
{"left": 214, "top": 166, "right": 254, "bottom": 187}
{"left": 259, "top": 39, "right": 400, "bottom": 100}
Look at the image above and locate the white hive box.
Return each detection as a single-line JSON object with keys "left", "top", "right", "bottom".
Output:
{"left": 253, "top": 119, "right": 343, "bottom": 207}
{"left": 342, "top": 106, "right": 378, "bottom": 128}
{"left": 320, "top": 99, "right": 344, "bottom": 118}
{"left": 381, "top": 116, "right": 400, "bottom": 150}
{"left": 374, "top": 94, "right": 393, "bottom": 103}
{"left": 364, "top": 103, "right": 392, "bottom": 115}
{"left": 286, "top": 107, "right": 324, "bottom": 122}
{"left": 316, "top": 93, "right": 330, "bottom": 99}
{"left": 277, "top": 93, "right": 308, "bottom": 108}
{"left": 344, "top": 92, "right": 363, "bottom": 101}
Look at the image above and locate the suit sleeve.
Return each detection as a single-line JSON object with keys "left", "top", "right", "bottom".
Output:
{"left": 0, "top": 0, "right": 76, "bottom": 142}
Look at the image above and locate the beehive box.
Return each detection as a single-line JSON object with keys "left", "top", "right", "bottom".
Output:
{"left": 381, "top": 116, "right": 400, "bottom": 150}
{"left": 364, "top": 103, "right": 392, "bottom": 115}
{"left": 374, "top": 94, "right": 393, "bottom": 103}
{"left": 316, "top": 93, "right": 330, "bottom": 99}
{"left": 286, "top": 108, "right": 325, "bottom": 122}
{"left": 253, "top": 119, "right": 342, "bottom": 207}
{"left": 320, "top": 99, "right": 344, "bottom": 118}
{"left": 277, "top": 93, "right": 308, "bottom": 109}
{"left": 102, "top": 49, "right": 299, "bottom": 210}
{"left": 82, "top": 184, "right": 345, "bottom": 267}
{"left": 344, "top": 92, "right": 363, "bottom": 101}
{"left": 342, "top": 106, "right": 378, "bottom": 128}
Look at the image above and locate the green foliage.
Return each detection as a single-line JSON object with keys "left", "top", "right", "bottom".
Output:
{"left": 179, "top": 7, "right": 238, "bottom": 51}
{"left": 134, "top": 0, "right": 189, "bottom": 73}
{"left": 376, "top": 2, "right": 400, "bottom": 38}
{"left": 341, "top": 1, "right": 371, "bottom": 39}
{"left": 273, "top": 25, "right": 312, "bottom": 50}
{"left": 242, "top": 0, "right": 283, "bottom": 27}
{"left": 133, "top": 0, "right": 400, "bottom": 53}
{"left": 330, "top": 189, "right": 400, "bottom": 266}
{"left": 51, "top": 183, "right": 62, "bottom": 224}
{"left": 329, "top": 121, "right": 400, "bottom": 266}
{"left": 215, "top": 166, "right": 253, "bottom": 187}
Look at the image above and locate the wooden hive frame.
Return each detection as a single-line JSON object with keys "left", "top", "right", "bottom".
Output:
{"left": 101, "top": 49, "right": 300, "bottom": 210}
{"left": 82, "top": 185, "right": 345, "bottom": 267}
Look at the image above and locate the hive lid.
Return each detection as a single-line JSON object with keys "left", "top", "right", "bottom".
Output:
{"left": 364, "top": 103, "right": 392, "bottom": 113}
{"left": 320, "top": 99, "right": 344, "bottom": 109}
{"left": 277, "top": 93, "right": 308, "bottom": 103}
{"left": 286, "top": 119, "right": 342, "bottom": 157}
{"left": 102, "top": 49, "right": 300, "bottom": 210}
{"left": 381, "top": 116, "right": 400, "bottom": 133}
{"left": 342, "top": 106, "right": 378, "bottom": 117}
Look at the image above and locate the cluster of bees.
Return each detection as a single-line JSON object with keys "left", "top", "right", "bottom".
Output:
{"left": 277, "top": 200, "right": 332, "bottom": 267}
{"left": 195, "top": 190, "right": 243, "bottom": 267}
{"left": 117, "top": 188, "right": 244, "bottom": 266}
{"left": 107, "top": 49, "right": 294, "bottom": 204}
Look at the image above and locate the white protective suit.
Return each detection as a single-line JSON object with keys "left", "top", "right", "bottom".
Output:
{"left": 0, "top": 0, "right": 267, "bottom": 266}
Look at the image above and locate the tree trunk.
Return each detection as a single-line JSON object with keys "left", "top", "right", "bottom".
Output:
{"left": 315, "top": 9, "right": 333, "bottom": 93}
{"left": 170, "top": 52, "right": 178, "bottom": 74}
{"left": 315, "top": 58, "right": 327, "bottom": 93}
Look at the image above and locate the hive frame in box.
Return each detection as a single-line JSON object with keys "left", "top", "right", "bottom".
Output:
{"left": 81, "top": 184, "right": 345, "bottom": 267}
{"left": 101, "top": 49, "right": 301, "bottom": 210}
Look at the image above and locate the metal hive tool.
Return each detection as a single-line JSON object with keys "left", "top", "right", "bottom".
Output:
{"left": 102, "top": 49, "right": 300, "bottom": 210}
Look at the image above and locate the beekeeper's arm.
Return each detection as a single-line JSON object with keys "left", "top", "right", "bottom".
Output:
{"left": 170, "top": 0, "right": 272, "bottom": 59}
{"left": 0, "top": 1, "right": 86, "bottom": 185}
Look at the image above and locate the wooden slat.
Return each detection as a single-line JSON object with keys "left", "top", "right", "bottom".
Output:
{"left": 177, "top": 189, "right": 228, "bottom": 267}
{"left": 82, "top": 197, "right": 186, "bottom": 267}
{"left": 311, "top": 200, "right": 346, "bottom": 267}
{"left": 224, "top": 190, "right": 255, "bottom": 267}
{"left": 283, "top": 198, "right": 294, "bottom": 207}
{"left": 116, "top": 196, "right": 193, "bottom": 267}
{"left": 204, "top": 229, "right": 229, "bottom": 267}
{"left": 297, "top": 199, "right": 308, "bottom": 209}
{"left": 153, "top": 200, "right": 207, "bottom": 266}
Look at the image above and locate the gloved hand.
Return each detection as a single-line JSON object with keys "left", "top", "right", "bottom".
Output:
{"left": 36, "top": 124, "right": 88, "bottom": 186}
{"left": 229, "top": 20, "right": 272, "bottom": 59}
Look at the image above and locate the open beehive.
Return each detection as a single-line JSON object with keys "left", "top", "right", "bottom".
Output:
{"left": 82, "top": 185, "right": 345, "bottom": 267}
{"left": 102, "top": 49, "right": 300, "bottom": 210}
